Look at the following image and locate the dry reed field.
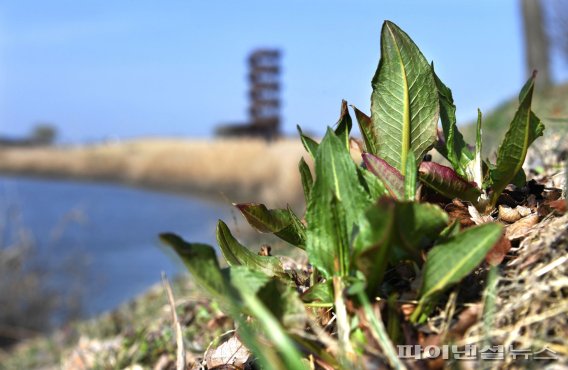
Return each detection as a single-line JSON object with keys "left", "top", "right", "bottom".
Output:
{"left": 0, "top": 138, "right": 310, "bottom": 208}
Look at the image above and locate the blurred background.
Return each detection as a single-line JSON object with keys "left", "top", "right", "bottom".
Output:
{"left": 0, "top": 0, "right": 567, "bottom": 351}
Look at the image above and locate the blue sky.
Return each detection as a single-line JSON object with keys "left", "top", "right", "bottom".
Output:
{"left": 0, "top": 1, "right": 564, "bottom": 142}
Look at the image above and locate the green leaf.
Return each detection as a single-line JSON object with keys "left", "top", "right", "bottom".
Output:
{"left": 511, "top": 167, "right": 527, "bottom": 187}
{"left": 412, "top": 223, "right": 503, "bottom": 322}
{"left": 297, "top": 125, "right": 319, "bottom": 159}
{"left": 301, "top": 281, "right": 334, "bottom": 306}
{"left": 230, "top": 264, "right": 271, "bottom": 295}
{"left": 232, "top": 321, "right": 288, "bottom": 370}
{"left": 433, "top": 66, "right": 473, "bottom": 179}
{"left": 490, "top": 74, "right": 545, "bottom": 206}
{"left": 257, "top": 279, "right": 307, "bottom": 331}
{"left": 159, "top": 233, "right": 234, "bottom": 305}
{"left": 334, "top": 100, "right": 353, "bottom": 150}
{"left": 371, "top": 20, "right": 439, "bottom": 174}
{"left": 352, "top": 105, "right": 378, "bottom": 154}
{"left": 311, "top": 194, "right": 350, "bottom": 277}
{"left": 353, "top": 200, "right": 448, "bottom": 292}
{"left": 235, "top": 203, "right": 306, "bottom": 248}
{"left": 392, "top": 201, "right": 449, "bottom": 261}
{"left": 404, "top": 152, "right": 417, "bottom": 200}
{"left": 216, "top": 221, "right": 287, "bottom": 278}
{"left": 298, "top": 157, "right": 313, "bottom": 202}
{"left": 298, "top": 100, "right": 351, "bottom": 158}
{"left": 306, "top": 128, "right": 370, "bottom": 277}
{"left": 438, "top": 219, "right": 461, "bottom": 241}
{"left": 467, "top": 109, "right": 484, "bottom": 187}
{"left": 356, "top": 292, "right": 407, "bottom": 370}
{"left": 229, "top": 266, "right": 306, "bottom": 331}
{"left": 353, "top": 201, "right": 395, "bottom": 293}
{"left": 419, "top": 161, "right": 481, "bottom": 203}
{"left": 230, "top": 267, "right": 307, "bottom": 370}
{"left": 362, "top": 153, "right": 404, "bottom": 199}
{"left": 357, "top": 165, "right": 388, "bottom": 201}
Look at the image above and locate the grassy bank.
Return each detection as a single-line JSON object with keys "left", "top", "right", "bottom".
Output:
{"left": 0, "top": 138, "right": 307, "bottom": 208}
{"left": 461, "top": 82, "right": 568, "bottom": 158}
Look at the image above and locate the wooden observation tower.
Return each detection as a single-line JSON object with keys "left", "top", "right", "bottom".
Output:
{"left": 216, "top": 49, "right": 281, "bottom": 139}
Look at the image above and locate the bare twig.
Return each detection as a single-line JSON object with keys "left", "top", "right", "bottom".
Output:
{"left": 162, "top": 272, "right": 186, "bottom": 370}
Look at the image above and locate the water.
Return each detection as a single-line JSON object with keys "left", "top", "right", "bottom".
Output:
{"left": 0, "top": 175, "right": 233, "bottom": 317}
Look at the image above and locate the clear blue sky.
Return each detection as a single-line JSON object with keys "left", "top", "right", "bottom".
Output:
{"left": 0, "top": 1, "right": 564, "bottom": 142}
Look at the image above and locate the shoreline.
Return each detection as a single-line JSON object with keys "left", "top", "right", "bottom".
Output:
{"left": 0, "top": 137, "right": 308, "bottom": 208}
{"left": 0, "top": 170, "right": 234, "bottom": 206}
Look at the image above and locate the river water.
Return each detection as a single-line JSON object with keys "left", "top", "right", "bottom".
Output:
{"left": 0, "top": 175, "right": 233, "bottom": 318}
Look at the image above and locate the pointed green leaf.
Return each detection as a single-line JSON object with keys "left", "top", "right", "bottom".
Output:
{"left": 352, "top": 105, "right": 378, "bottom": 154}
{"left": 216, "top": 220, "right": 286, "bottom": 278}
{"left": 511, "top": 167, "right": 527, "bottom": 187}
{"left": 354, "top": 200, "right": 448, "bottom": 292}
{"left": 301, "top": 281, "right": 333, "bottom": 306}
{"left": 490, "top": 74, "right": 545, "bottom": 206}
{"left": 356, "top": 292, "right": 407, "bottom": 370}
{"left": 419, "top": 161, "right": 481, "bottom": 203}
{"left": 432, "top": 66, "right": 473, "bottom": 179}
{"left": 308, "top": 194, "right": 350, "bottom": 277}
{"left": 298, "top": 157, "right": 313, "bottom": 202}
{"left": 404, "top": 152, "right": 417, "bottom": 200}
{"left": 299, "top": 100, "right": 354, "bottom": 158}
{"left": 159, "top": 233, "right": 234, "bottom": 304}
{"left": 257, "top": 279, "right": 307, "bottom": 331}
{"left": 287, "top": 205, "right": 307, "bottom": 245}
{"left": 334, "top": 100, "right": 352, "bottom": 150}
{"left": 230, "top": 267, "right": 307, "bottom": 370}
{"left": 362, "top": 153, "right": 404, "bottom": 199}
{"left": 438, "top": 219, "right": 461, "bottom": 241}
{"left": 412, "top": 223, "right": 503, "bottom": 322}
{"left": 467, "top": 109, "right": 484, "bottom": 187}
{"left": 231, "top": 264, "right": 271, "bottom": 295}
{"left": 235, "top": 203, "right": 306, "bottom": 248}
{"left": 371, "top": 20, "right": 439, "bottom": 174}
{"left": 392, "top": 201, "right": 449, "bottom": 261}
{"left": 162, "top": 236, "right": 298, "bottom": 369}
{"left": 306, "top": 129, "right": 370, "bottom": 277}
{"left": 357, "top": 165, "right": 388, "bottom": 201}
{"left": 353, "top": 201, "right": 395, "bottom": 292}
{"left": 297, "top": 125, "right": 319, "bottom": 159}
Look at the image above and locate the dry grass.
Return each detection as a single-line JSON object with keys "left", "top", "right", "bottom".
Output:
{"left": 0, "top": 138, "right": 309, "bottom": 208}
{"left": 462, "top": 214, "right": 568, "bottom": 369}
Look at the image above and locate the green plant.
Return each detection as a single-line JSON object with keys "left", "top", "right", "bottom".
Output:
{"left": 161, "top": 20, "right": 543, "bottom": 368}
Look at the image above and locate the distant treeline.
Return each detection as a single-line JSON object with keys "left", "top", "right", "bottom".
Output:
{"left": 0, "top": 124, "right": 57, "bottom": 147}
{"left": 0, "top": 138, "right": 43, "bottom": 147}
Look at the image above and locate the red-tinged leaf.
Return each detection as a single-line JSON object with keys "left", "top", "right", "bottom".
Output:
{"left": 235, "top": 203, "right": 306, "bottom": 248}
{"left": 485, "top": 234, "right": 512, "bottom": 266}
{"left": 547, "top": 199, "right": 567, "bottom": 215}
{"left": 334, "top": 100, "right": 352, "bottom": 150}
{"left": 216, "top": 221, "right": 287, "bottom": 279}
{"left": 352, "top": 105, "right": 378, "bottom": 154}
{"left": 362, "top": 153, "right": 404, "bottom": 199}
{"left": 419, "top": 162, "right": 481, "bottom": 203}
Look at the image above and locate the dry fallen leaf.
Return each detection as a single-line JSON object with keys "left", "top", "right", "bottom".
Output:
{"left": 205, "top": 335, "right": 251, "bottom": 369}
{"left": 485, "top": 234, "right": 512, "bottom": 266}
{"left": 468, "top": 205, "right": 493, "bottom": 225}
{"left": 517, "top": 205, "right": 531, "bottom": 217}
{"left": 498, "top": 205, "right": 522, "bottom": 223}
{"left": 498, "top": 205, "right": 532, "bottom": 223}
{"left": 547, "top": 199, "right": 567, "bottom": 215}
{"left": 418, "top": 304, "right": 482, "bottom": 370}
{"left": 445, "top": 203, "right": 476, "bottom": 227}
{"left": 505, "top": 214, "right": 539, "bottom": 240}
